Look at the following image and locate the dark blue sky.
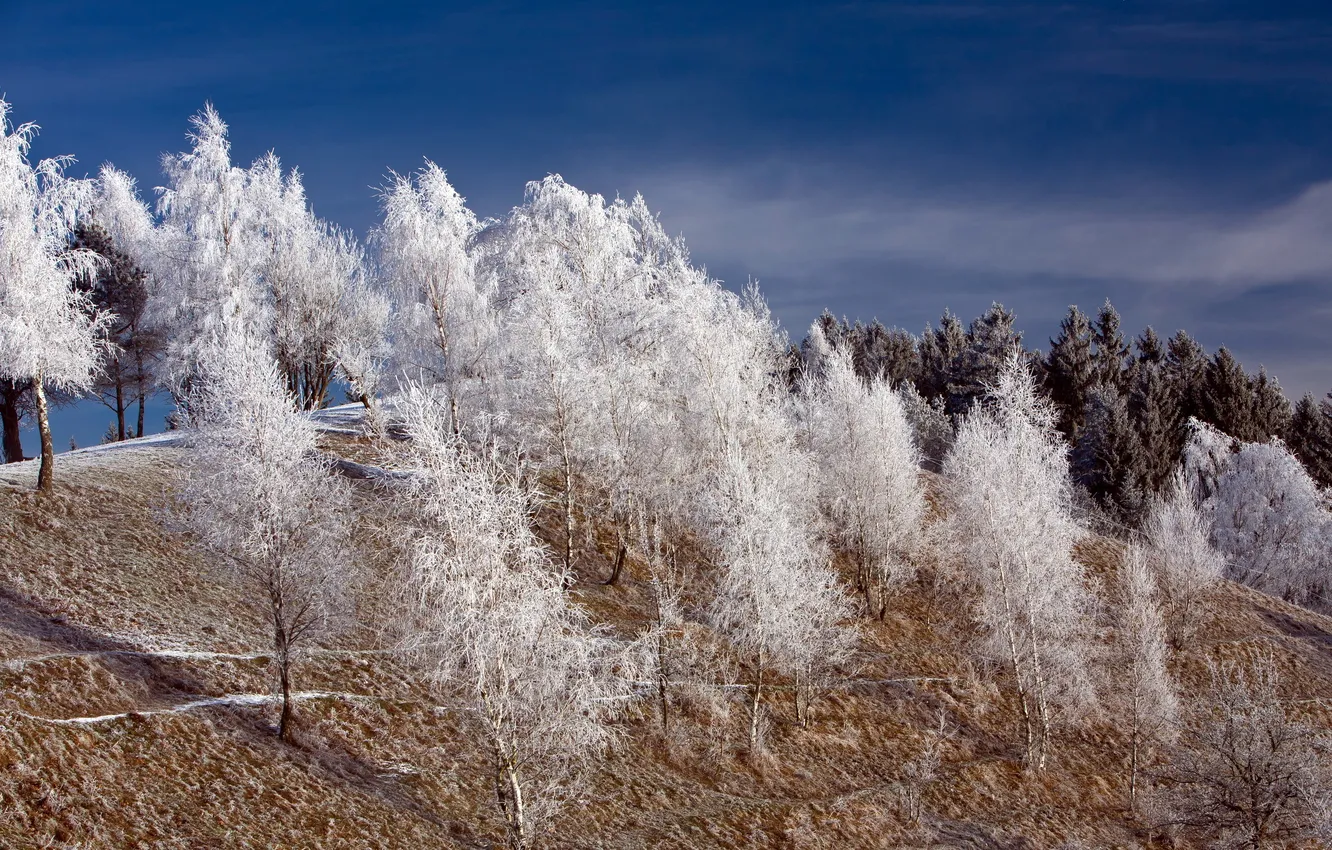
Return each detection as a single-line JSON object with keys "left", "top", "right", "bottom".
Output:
{"left": 6, "top": 0, "right": 1332, "bottom": 450}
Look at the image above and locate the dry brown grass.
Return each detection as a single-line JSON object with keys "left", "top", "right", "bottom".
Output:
{"left": 2, "top": 439, "right": 1331, "bottom": 849}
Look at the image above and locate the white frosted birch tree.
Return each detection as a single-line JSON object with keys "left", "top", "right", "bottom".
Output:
{"left": 1114, "top": 544, "right": 1178, "bottom": 809}
{"left": 397, "top": 388, "right": 632, "bottom": 850}
{"left": 943, "top": 349, "right": 1099, "bottom": 770}
{"left": 1141, "top": 470, "right": 1225, "bottom": 647}
{"left": 150, "top": 104, "right": 267, "bottom": 392}
{"left": 705, "top": 446, "right": 855, "bottom": 746}
{"left": 799, "top": 325, "right": 925, "bottom": 618}
{"left": 1183, "top": 421, "right": 1332, "bottom": 611}
{"left": 0, "top": 99, "right": 110, "bottom": 491}
{"left": 175, "top": 330, "right": 352, "bottom": 741}
{"left": 376, "top": 162, "right": 490, "bottom": 432}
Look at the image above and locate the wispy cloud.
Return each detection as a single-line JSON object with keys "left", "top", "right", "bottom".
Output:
{"left": 633, "top": 165, "right": 1332, "bottom": 289}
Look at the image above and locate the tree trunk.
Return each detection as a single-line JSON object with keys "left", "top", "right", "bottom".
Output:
{"left": 134, "top": 343, "right": 147, "bottom": 438}
{"left": 561, "top": 446, "right": 575, "bottom": 579}
{"left": 502, "top": 760, "right": 527, "bottom": 850}
{"left": 1128, "top": 728, "right": 1140, "bottom": 810}
{"left": 34, "top": 380, "right": 54, "bottom": 493}
{"left": 113, "top": 359, "right": 126, "bottom": 441}
{"left": 277, "top": 650, "right": 294, "bottom": 742}
{"left": 795, "top": 671, "right": 810, "bottom": 728}
{"left": 273, "top": 598, "right": 294, "bottom": 742}
{"left": 749, "top": 651, "right": 765, "bottom": 752}
{"left": 1, "top": 379, "right": 24, "bottom": 463}
{"left": 657, "top": 643, "right": 671, "bottom": 739}
{"left": 603, "top": 539, "right": 627, "bottom": 586}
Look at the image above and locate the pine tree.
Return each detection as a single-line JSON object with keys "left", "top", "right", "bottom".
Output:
{"left": 1249, "top": 367, "right": 1292, "bottom": 441}
{"left": 1136, "top": 327, "right": 1166, "bottom": 365}
{"left": 1045, "top": 305, "right": 1096, "bottom": 440}
{"left": 917, "top": 310, "right": 966, "bottom": 400}
{"left": 71, "top": 222, "right": 160, "bottom": 441}
{"left": 848, "top": 319, "right": 919, "bottom": 385}
{"left": 947, "top": 302, "right": 1022, "bottom": 415}
{"left": 1165, "top": 331, "right": 1208, "bottom": 424}
{"left": 1287, "top": 393, "right": 1332, "bottom": 488}
{"left": 1202, "top": 347, "right": 1255, "bottom": 440}
{"left": 1092, "top": 300, "right": 1129, "bottom": 391}
{"left": 1127, "top": 354, "right": 1181, "bottom": 496}
{"left": 1072, "top": 384, "right": 1144, "bottom": 522}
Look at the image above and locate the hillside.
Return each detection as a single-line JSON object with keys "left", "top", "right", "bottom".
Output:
{"left": 2, "top": 419, "right": 1331, "bottom": 849}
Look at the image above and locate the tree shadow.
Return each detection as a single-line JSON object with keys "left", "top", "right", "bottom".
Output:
{"left": 0, "top": 584, "right": 463, "bottom": 838}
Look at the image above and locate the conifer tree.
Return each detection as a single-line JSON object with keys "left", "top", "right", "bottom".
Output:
{"left": 947, "top": 302, "right": 1021, "bottom": 415}
{"left": 1288, "top": 393, "right": 1332, "bottom": 488}
{"left": 1249, "top": 367, "right": 1292, "bottom": 442}
{"left": 847, "top": 319, "right": 918, "bottom": 385}
{"left": 1092, "top": 300, "right": 1129, "bottom": 391}
{"left": 1165, "top": 331, "right": 1208, "bottom": 424}
{"left": 917, "top": 310, "right": 966, "bottom": 400}
{"left": 1202, "top": 347, "right": 1255, "bottom": 440}
{"left": 1045, "top": 305, "right": 1096, "bottom": 440}
{"left": 1072, "top": 384, "right": 1144, "bottom": 522}
{"left": 71, "top": 222, "right": 160, "bottom": 441}
{"left": 1135, "top": 327, "right": 1166, "bottom": 366}
{"left": 1127, "top": 353, "right": 1181, "bottom": 497}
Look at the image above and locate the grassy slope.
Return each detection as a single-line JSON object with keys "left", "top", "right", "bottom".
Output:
{"left": 1, "top": 437, "right": 1330, "bottom": 849}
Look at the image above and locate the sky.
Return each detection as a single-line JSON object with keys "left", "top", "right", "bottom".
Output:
{"left": 5, "top": 0, "right": 1332, "bottom": 451}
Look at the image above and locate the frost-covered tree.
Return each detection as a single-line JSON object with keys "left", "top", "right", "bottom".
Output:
{"left": 397, "top": 389, "right": 631, "bottom": 850}
{"left": 943, "top": 349, "right": 1098, "bottom": 769}
{"left": 376, "top": 162, "right": 489, "bottom": 430}
{"left": 800, "top": 327, "right": 925, "bottom": 618}
{"left": 332, "top": 267, "right": 390, "bottom": 422}
{"left": 247, "top": 154, "right": 367, "bottom": 410}
{"left": 150, "top": 105, "right": 268, "bottom": 392}
{"left": 0, "top": 99, "right": 110, "bottom": 491}
{"left": 1140, "top": 471, "right": 1225, "bottom": 648}
{"left": 175, "top": 331, "right": 351, "bottom": 741}
{"left": 1113, "top": 544, "right": 1178, "bottom": 809}
{"left": 1158, "top": 657, "right": 1332, "bottom": 849}
{"left": 1189, "top": 426, "right": 1331, "bottom": 610}
{"left": 705, "top": 446, "right": 854, "bottom": 745}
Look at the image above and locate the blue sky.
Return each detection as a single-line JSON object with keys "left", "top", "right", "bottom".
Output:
{"left": 6, "top": 0, "right": 1332, "bottom": 451}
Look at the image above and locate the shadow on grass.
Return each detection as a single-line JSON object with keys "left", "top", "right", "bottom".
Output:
{"left": 0, "top": 584, "right": 461, "bottom": 838}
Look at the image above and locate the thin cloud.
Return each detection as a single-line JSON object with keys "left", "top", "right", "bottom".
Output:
{"left": 633, "top": 167, "right": 1332, "bottom": 289}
